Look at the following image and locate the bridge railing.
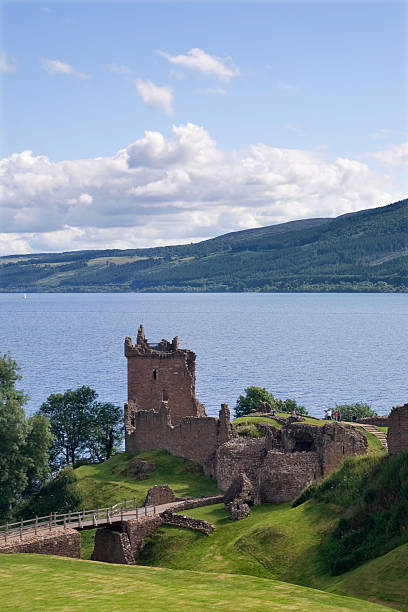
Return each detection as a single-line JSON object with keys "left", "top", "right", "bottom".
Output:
{"left": 0, "top": 497, "right": 164, "bottom": 543}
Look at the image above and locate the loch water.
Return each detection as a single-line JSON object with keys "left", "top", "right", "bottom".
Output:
{"left": 0, "top": 292, "right": 407, "bottom": 418}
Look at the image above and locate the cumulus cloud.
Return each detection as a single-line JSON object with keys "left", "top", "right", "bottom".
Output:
{"left": 135, "top": 79, "right": 174, "bottom": 116}
{"left": 369, "top": 142, "right": 408, "bottom": 166}
{"left": 0, "top": 123, "right": 399, "bottom": 255}
{"left": 157, "top": 48, "right": 239, "bottom": 82}
{"left": 0, "top": 52, "right": 16, "bottom": 73}
{"left": 41, "top": 58, "right": 88, "bottom": 79}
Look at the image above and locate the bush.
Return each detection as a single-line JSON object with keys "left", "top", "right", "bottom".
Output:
{"left": 234, "top": 386, "right": 309, "bottom": 418}
{"left": 14, "top": 466, "right": 84, "bottom": 520}
{"left": 235, "top": 423, "right": 264, "bottom": 438}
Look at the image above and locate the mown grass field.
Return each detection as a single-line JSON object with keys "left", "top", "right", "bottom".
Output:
{"left": 0, "top": 554, "right": 396, "bottom": 612}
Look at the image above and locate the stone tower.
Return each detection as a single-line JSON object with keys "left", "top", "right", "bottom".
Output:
{"left": 124, "top": 325, "right": 206, "bottom": 429}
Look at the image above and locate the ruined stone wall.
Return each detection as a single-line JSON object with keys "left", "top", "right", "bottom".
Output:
{"left": 358, "top": 416, "right": 389, "bottom": 427}
{"left": 0, "top": 529, "right": 80, "bottom": 558}
{"left": 126, "top": 402, "right": 237, "bottom": 466}
{"left": 214, "top": 438, "right": 266, "bottom": 499}
{"left": 387, "top": 404, "right": 408, "bottom": 455}
{"left": 214, "top": 422, "right": 367, "bottom": 503}
{"left": 257, "top": 450, "right": 321, "bottom": 503}
{"left": 125, "top": 325, "right": 205, "bottom": 428}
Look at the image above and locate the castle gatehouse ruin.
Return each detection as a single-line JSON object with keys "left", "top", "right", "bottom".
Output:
{"left": 124, "top": 326, "right": 368, "bottom": 503}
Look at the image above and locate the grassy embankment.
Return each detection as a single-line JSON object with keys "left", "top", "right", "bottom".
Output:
{"left": 0, "top": 554, "right": 395, "bottom": 612}
{"left": 2, "top": 420, "right": 404, "bottom": 611}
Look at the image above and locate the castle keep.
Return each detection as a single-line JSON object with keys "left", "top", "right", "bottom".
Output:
{"left": 125, "top": 325, "right": 206, "bottom": 441}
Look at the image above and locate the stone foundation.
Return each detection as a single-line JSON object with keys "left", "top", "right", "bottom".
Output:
{"left": 0, "top": 528, "right": 80, "bottom": 558}
{"left": 91, "top": 511, "right": 215, "bottom": 564}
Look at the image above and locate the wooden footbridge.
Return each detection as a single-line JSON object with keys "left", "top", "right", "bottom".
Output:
{"left": 0, "top": 497, "right": 192, "bottom": 544}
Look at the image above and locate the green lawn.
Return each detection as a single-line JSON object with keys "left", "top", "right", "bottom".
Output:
{"left": 75, "top": 450, "right": 219, "bottom": 508}
{"left": 0, "top": 554, "right": 395, "bottom": 612}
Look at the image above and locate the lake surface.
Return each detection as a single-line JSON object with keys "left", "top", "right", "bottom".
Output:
{"left": 0, "top": 292, "right": 407, "bottom": 418}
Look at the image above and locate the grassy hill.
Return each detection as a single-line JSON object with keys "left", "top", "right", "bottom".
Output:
{"left": 1, "top": 198, "right": 407, "bottom": 292}
{"left": 0, "top": 554, "right": 395, "bottom": 612}
{"left": 2, "top": 444, "right": 407, "bottom": 610}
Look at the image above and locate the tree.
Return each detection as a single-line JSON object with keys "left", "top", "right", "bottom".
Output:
{"left": 234, "top": 386, "right": 309, "bottom": 418}
{"left": 40, "top": 386, "right": 98, "bottom": 469}
{"left": 40, "top": 386, "right": 123, "bottom": 469}
{"left": 275, "top": 398, "right": 309, "bottom": 416}
{"left": 89, "top": 402, "right": 123, "bottom": 462}
{"left": 15, "top": 466, "right": 84, "bottom": 520}
{"left": 0, "top": 353, "right": 52, "bottom": 520}
{"left": 235, "top": 386, "right": 277, "bottom": 418}
{"left": 329, "top": 402, "right": 377, "bottom": 422}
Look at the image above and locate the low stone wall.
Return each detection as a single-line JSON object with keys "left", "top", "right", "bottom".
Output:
{"left": 175, "top": 495, "right": 224, "bottom": 511}
{"left": 359, "top": 416, "right": 389, "bottom": 427}
{"left": 388, "top": 404, "right": 408, "bottom": 455}
{"left": 0, "top": 528, "right": 80, "bottom": 558}
{"left": 162, "top": 511, "right": 214, "bottom": 535}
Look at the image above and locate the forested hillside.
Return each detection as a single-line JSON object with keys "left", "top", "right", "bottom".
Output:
{"left": 1, "top": 198, "right": 407, "bottom": 292}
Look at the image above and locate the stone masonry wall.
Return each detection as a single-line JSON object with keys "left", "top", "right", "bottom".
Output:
{"left": 125, "top": 325, "right": 205, "bottom": 428}
{"left": 359, "top": 416, "right": 389, "bottom": 427}
{"left": 0, "top": 528, "right": 80, "bottom": 558}
{"left": 214, "top": 422, "right": 367, "bottom": 503}
{"left": 387, "top": 404, "right": 408, "bottom": 455}
{"left": 91, "top": 510, "right": 215, "bottom": 564}
{"left": 257, "top": 450, "right": 321, "bottom": 503}
{"left": 126, "top": 402, "right": 237, "bottom": 466}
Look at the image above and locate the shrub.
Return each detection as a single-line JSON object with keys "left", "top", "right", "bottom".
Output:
{"left": 234, "top": 386, "right": 308, "bottom": 418}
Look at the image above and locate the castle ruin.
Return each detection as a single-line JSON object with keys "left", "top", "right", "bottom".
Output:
{"left": 124, "top": 326, "right": 368, "bottom": 503}
{"left": 124, "top": 325, "right": 206, "bottom": 445}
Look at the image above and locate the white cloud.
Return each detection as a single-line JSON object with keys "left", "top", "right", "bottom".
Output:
{"left": 0, "top": 52, "right": 16, "bottom": 73}
{"left": 41, "top": 58, "right": 88, "bottom": 79}
{"left": 0, "top": 123, "right": 400, "bottom": 254}
{"left": 369, "top": 142, "right": 408, "bottom": 166}
{"left": 157, "top": 48, "right": 239, "bottom": 82}
{"left": 135, "top": 79, "right": 174, "bottom": 116}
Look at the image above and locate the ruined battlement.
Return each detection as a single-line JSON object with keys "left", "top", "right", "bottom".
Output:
{"left": 125, "top": 325, "right": 205, "bottom": 427}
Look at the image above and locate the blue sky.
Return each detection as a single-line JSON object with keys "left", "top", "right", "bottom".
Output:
{"left": 0, "top": 1, "right": 407, "bottom": 254}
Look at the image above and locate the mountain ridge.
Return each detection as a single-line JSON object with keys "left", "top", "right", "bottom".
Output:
{"left": 1, "top": 198, "right": 407, "bottom": 292}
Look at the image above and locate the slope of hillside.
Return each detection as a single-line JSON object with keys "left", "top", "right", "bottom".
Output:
{"left": 0, "top": 554, "right": 395, "bottom": 612}
{"left": 0, "top": 198, "right": 407, "bottom": 291}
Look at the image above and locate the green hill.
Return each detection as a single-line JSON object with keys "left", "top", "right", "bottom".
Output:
{"left": 2, "top": 447, "right": 407, "bottom": 610}
{"left": 1, "top": 198, "right": 407, "bottom": 292}
{"left": 0, "top": 554, "right": 394, "bottom": 612}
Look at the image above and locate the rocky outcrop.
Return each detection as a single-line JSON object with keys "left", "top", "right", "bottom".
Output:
{"left": 387, "top": 404, "right": 408, "bottom": 455}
